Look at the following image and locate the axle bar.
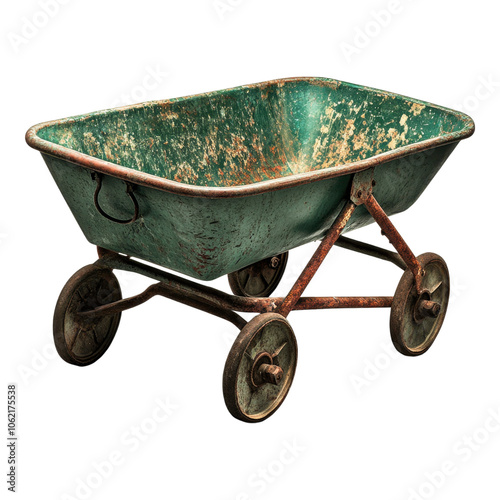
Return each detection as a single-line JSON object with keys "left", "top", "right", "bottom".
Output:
{"left": 336, "top": 236, "right": 406, "bottom": 270}
{"left": 277, "top": 201, "right": 357, "bottom": 317}
{"left": 82, "top": 253, "right": 393, "bottom": 321}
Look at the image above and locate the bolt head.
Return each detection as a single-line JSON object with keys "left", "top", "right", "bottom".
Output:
{"left": 259, "top": 364, "right": 284, "bottom": 386}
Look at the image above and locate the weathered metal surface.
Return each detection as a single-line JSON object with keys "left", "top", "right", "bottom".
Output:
{"left": 364, "top": 194, "right": 423, "bottom": 290}
{"left": 255, "top": 364, "right": 283, "bottom": 386}
{"left": 228, "top": 252, "right": 288, "bottom": 297}
{"left": 78, "top": 279, "right": 248, "bottom": 330}
{"left": 390, "top": 253, "right": 450, "bottom": 356}
{"left": 350, "top": 167, "right": 374, "bottom": 205}
{"left": 277, "top": 201, "right": 356, "bottom": 317}
{"left": 222, "top": 313, "right": 298, "bottom": 423}
{"left": 336, "top": 235, "right": 406, "bottom": 270}
{"left": 89, "top": 251, "right": 392, "bottom": 319}
{"left": 26, "top": 77, "right": 474, "bottom": 196}
{"left": 33, "top": 78, "right": 474, "bottom": 423}
{"left": 416, "top": 299, "right": 441, "bottom": 320}
{"left": 292, "top": 296, "right": 392, "bottom": 309}
{"left": 53, "top": 264, "right": 122, "bottom": 366}
{"left": 26, "top": 77, "right": 474, "bottom": 280}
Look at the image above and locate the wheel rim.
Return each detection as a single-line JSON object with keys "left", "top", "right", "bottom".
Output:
{"left": 391, "top": 253, "right": 449, "bottom": 355}
{"left": 54, "top": 266, "right": 122, "bottom": 365}
{"left": 228, "top": 253, "right": 288, "bottom": 297}
{"left": 223, "top": 313, "right": 297, "bottom": 422}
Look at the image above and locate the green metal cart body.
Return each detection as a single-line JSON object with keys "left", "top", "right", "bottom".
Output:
{"left": 26, "top": 78, "right": 474, "bottom": 423}
{"left": 27, "top": 77, "right": 472, "bottom": 281}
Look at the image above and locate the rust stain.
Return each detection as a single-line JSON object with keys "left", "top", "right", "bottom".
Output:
{"left": 27, "top": 76, "right": 474, "bottom": 199}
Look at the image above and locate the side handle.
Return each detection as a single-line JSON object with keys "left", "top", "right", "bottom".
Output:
{"left": 91, "top": 172, "right": 139, "bottom": 225}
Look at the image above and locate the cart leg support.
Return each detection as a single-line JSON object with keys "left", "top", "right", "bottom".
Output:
{"left": 87, "top": 169, "right": 426, "bottom": 327}
{"left": 82, "top": 249, "right": 392, "bottom": 328}
{"left": 276, "top": 200, "right": 357, "bottom": 317}
{"left": 79, "top": 281, "right": 248, "bottom": 329}
{"left": 336, "top": 236, "right": 406, "bottom": 270}
{"left": 363, "top": 194, "right": 423, "bottom": 292}
{"left": 349, "top": 167, "right": 424, "bottom": 291}
{"left": 83, "top": 259, "right": 250, "bottom": 329}
{"left": 276, "top": 167, "right": 425, "bottom": 318}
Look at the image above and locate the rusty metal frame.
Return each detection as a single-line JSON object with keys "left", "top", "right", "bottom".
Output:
{"left": 276, "top": 200, "right": 357, "bottom": 317}
{"left": 336, "top": 236, "right": 406, "bottom": 270}
{"left": 87, "top": 250, "right": 393, "bottom": 324}
{"left": 364, "top": 194, "right": 424, "bottom": 292}
{"left": 78, "top": 168, "right": 424, "bottom": 328}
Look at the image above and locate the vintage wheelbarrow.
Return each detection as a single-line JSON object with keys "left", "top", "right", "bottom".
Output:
{"left": 26, "top": 77, "right": 474, "bottom": 422}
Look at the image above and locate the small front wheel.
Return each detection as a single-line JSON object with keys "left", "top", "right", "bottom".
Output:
{"left": 390, "top": 253, "right": 450, "bottom": 356}
{"left": 53, "top": 264, "right": 122, "bottom": 366}
{"left": 223, "top": 313, "right": 298, "bottom": 423}
{"left": 228, "top": 252, "right": 288, "bottom": 298}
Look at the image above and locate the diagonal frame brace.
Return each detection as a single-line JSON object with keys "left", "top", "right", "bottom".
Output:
{"left": 87, "top": 169, "right": 424, "bottom": 327}
{"left": 276, "top": 200, "right": 357, "bottom": 317}
{"left": 350, "top": 167, "right": 424, "bottom": 291}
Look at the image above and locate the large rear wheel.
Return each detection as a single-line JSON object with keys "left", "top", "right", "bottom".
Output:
{"left": 53, "top": 264, "right": 122, "bottom": 366}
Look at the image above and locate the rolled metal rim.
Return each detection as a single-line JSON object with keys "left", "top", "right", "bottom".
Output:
{"left": 25, "top": 77, "right": 475, "bottom": 199}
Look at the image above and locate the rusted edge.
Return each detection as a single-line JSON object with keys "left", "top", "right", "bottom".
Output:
{"left": 25, "top": 77, "right": 475, "bottom": 200}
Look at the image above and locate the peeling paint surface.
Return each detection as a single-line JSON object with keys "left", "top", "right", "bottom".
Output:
{"left": 27, "top": 77, "right": 475, "bottom": 280}
{"left": 35, "top": 78, "right": 471, "bottom": 189}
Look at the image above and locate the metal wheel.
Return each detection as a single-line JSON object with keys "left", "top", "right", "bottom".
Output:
{"left": 228, "top": 252, "right": 288, "bottom": 297}
{"left": 390, "top": 253, "right": 450, "bottom": 356}
{"left": 53, "top": 264, "right": 122, "bottom": 366}
{"left": 223, "top": 313, "right": 298, "bottom": 423}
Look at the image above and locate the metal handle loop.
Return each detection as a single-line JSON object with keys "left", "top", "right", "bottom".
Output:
{"left": 92, "top": 172, "right": 139, "bottom": 225}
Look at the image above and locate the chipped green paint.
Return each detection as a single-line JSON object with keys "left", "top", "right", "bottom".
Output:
{"left": 26, "top": 77, "right": 474, "bottom": 280}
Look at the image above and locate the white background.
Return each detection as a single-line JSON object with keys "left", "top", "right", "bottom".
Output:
{"left": 1, "top": 1, "right": 499, "bottom": 499}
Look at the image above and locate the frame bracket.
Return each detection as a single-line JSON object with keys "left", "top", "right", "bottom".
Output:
{"left": 350, "top": 168, "right": 375, "bottom": 205}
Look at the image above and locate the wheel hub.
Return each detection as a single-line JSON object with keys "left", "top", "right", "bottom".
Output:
{"left": 251, "top": 351, "right": 284, "bottom": 387}
{"left": 413, "top": 290, "right": 441, "bottom": 323}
